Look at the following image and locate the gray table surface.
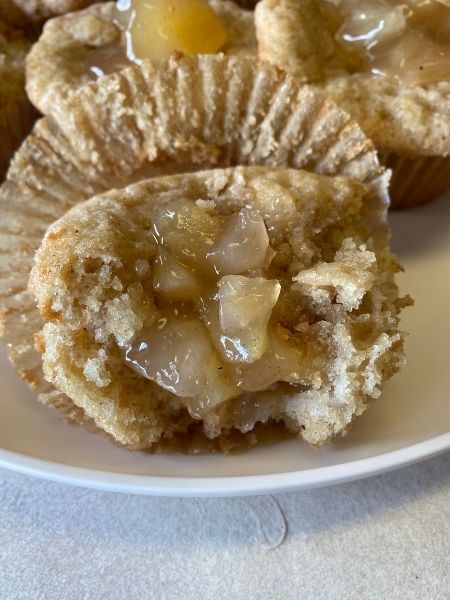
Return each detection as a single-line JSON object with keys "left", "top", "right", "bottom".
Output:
{"left": 1, "top": 452, "right": 449, "bottom": 600}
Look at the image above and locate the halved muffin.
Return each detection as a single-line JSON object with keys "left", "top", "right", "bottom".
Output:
{"left": 30, "top": 166, "right": 404, "bottom": 448}
{"left": 255, "top": 0, "right": 450, "bottom": 208}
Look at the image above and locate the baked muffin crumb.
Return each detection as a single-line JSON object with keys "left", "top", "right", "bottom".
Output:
{"left": 30, "top": 167, "right": 405, "bottom": 449}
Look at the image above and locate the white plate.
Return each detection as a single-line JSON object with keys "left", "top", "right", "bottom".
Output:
{"left": 1, "top": 194, "right": 449, "bottom": 497}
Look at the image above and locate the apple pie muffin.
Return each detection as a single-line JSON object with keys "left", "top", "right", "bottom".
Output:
{"left": 255, "top": 0, "right": 450, "bottom": 208}
{"left": 25, "top": 0, "right": 256, "bottom": 115}
{"left": 30, "top": 166, "right": 404, "bottom": 448}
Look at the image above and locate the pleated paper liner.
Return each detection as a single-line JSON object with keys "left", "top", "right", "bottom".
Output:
{"left": 0, "top": 55, "right": 388, "bottom": 450}
{"left": 379, "top": 151, "right": 450, "bottom": 210}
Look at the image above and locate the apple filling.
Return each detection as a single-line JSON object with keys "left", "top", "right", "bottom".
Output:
{"left": 86, "top": 0, "right": 228, "bottom": 77}
{"left": 116, "top": 0, "right": 227, "bottom": 61}
{"left": 124, "top": 200, "right": 304, "bottom": 422}
{"left": 330, "top": 0, "right": 450, "bottom": 84}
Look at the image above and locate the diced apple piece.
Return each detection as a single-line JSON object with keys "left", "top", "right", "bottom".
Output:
{"left": 404, "top": 0, "right": 450, "bottom": 40}
{"left": 207, "top": 208, "right": 270, "bottom": 275}
{"left": 153, "top": 247, "right": 203, "bottom": 301}
{"left": 196, "top": 291, "right": 244, "bottom": 362}
{"left": 217, "top": 275, "right": 281, "bottom": 363}
{"left": 125, "top": 312, "right": 237, "bottom": 412}
{"left": 337, "top": 2, "right": 407, "bottom": 53}
{"left": 152, "top": 200, "right": 220, "bottom": 277}
{"left": 371, "top": 29, "right": 450, "bottom": 84}
{"left": 187, "top": 353, "right": 240, "bottom": 419}
{"left": 125, "top": 316, "right": 212, "bottom": 397}
{"left": 232, "top": 332, "right": 304, "bottom": 392}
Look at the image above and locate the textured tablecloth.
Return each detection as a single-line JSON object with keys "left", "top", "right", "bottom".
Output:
{"left": 1, "top": 453, "right": 449, "bottom": 600}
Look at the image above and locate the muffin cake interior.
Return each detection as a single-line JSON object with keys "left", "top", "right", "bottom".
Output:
{"left": 30, "top": 167, "right": 404, "bottom": 450}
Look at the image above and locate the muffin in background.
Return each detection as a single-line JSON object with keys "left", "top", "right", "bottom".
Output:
{"left": 255, "top": 0, "right": 450, "bottom": 209}
{"left": 25, "top": 0, "right": 256, "bottom": 116}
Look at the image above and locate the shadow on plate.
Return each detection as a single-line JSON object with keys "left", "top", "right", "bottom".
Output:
{"left": 389, "top": 190, "right": 450, "bottom": 259}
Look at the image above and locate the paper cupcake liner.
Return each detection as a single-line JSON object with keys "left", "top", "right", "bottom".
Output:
{"left": 0, "top": 54, "right": 387, "bottom": 440}
{"left": 379, "top": 151, "right": 450, "bottom": 209}
{"left": 0, "top": 98, "right": 37, "bottom": 181}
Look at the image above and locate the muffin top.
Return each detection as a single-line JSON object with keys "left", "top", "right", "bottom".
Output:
{"left": 255, "top": 0, "right": 450, "bottom": 155}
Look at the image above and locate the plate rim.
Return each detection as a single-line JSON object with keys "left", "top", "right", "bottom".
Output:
{"left": 1, "top": 432, "right": 448, "bottom": 497}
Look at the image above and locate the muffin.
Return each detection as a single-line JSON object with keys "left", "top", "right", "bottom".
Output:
{"left": 25, "top": 0, "right": 256, "bottom": 115}
{"left": 0, "top": 55, "right": 403, "bottom": 449}
{"left": 255, "top": 0, "right": 450, "bottom": 208}
{"left": 0, "top": 22, "right": 37, "bottom": 180}
{"left": 29, "top": 166, "right": 404, "bottom": 449}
